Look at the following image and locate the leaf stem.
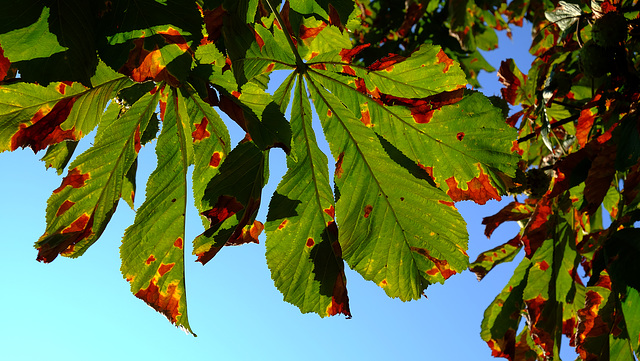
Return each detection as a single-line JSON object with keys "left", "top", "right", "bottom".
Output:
{"left": 264, "top": 0, "right": 306, "bottom": 72}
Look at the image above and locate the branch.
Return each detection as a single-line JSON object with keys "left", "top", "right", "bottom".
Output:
{"left": 264, "top": 0, "right": 306, "bottom": 71}
{"left": 516, "top": 114, "right": 579, "bottom": 143}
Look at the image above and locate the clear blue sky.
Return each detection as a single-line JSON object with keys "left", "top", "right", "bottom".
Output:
{"left": 2, "top": 24, "right": 575, "bottom": 360}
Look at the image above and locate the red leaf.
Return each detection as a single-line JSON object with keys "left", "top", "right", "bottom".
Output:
{"left": 498, "top": 59, "right": 527, "bottom": 105}
{"left": 576, "top": 108, "right": 596, "bottom": 148}
{"left": 583, "top": 143, "right": 616, "bottom": 214}
{"left": 0, "top": 44, "right": 10, "bottom": 80}
{"left": 521, "top": 195, "right": 553, "bottom": 257}
{"left": 202, "top": 5, "right": 226, "bottom": 44}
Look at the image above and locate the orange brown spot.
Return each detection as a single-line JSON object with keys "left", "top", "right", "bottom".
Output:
{"left": 537, "top": 260, "right": 549, "bottom": 271}
{"left": 134, "top": 124, "right": 142, "bottom": 153}
{"left": 438, "top": 200, "right": 455, "bottom": 207}
{"left": 456, "top": 132, "right": 464, "bottom": 141}
{"left": 363, "top": 205, "right": 373, "bottom": 218}
{"left": 360, "top": 107, "right": 372, "bottom": 127}
{"left": 55, "top": 200, "right": 75, "bottom": 217}
{"left": 158, "top": 263, "right": 175, "bottom": 276}
{"left": 436, "top": 49, "right": 454, "bottom": 73}
{"left": 209, "top": 151, "right": 222, "bottom": 167}
{"left": 339, "top": 44, "right": 369, "bottom": 62}
{"left": 335, "top": 152, "right": 345, "bottom": 178}
{"left": 299, "top": 23, "right": 327, "bottom": 42}
{"left": 445, "top": 166, "right": 501, "bottom": 205}
{"left": 61, "top": 214, "right": 91, "bottom": 234}
{"left": 202, "top": 195, "right": 244, "bottom": 224}
{"left": 158, "top": 28, "right": 191, "bottom": 52}
{"left": 265, "top": 62, "right": 275, "bottom": 73}
{"left": 134, "top": 278, "right": 182, "bottom": 324}
{"left": 10, "top": 97, "right": 78, "bottom": 152}
{"left": 278, "top": 219, "right": 288, "bottom": 230}
{"left": 54, "top": 168, "right": 90, "bottom": 193}
{"left": 192, "top": 117, "right": 211, "bottom": 142}
{"left": 412, "top": 246, "right": 457, "bottom": 279}
{"left": 306, "top": 238, "right": 315, "bottom": 247}
{"left": 342, "top": 65, "right": 356, "bottom": 76}
{"left": 323, "top": 205, "right": 335, "bottom": 218}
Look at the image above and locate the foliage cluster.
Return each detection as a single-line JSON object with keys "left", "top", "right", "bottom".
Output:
{"left": 1, "top": 0, "right": 640, "bottom": 359}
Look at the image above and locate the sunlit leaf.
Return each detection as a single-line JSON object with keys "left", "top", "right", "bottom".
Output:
{"left": 36, "top": 87, "right": 161, "bottom": 262}
{"left": 120, "top": 87, "right": 194, "bottom": 335}
{"left": 265, "top": 74, "right": 350, "bottom": 317}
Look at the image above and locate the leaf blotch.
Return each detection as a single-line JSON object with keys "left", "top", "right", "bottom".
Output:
{"left": 174, "top": 237, "right": 183, "bottom": 249}
{"left": 202, "top": 195, "right": 244, "bottom": 224}
{"left": 335, "top": 152, "right": 345, "bottom": 178}
{"left": 360, "top": 107, "right": 372, "bottom": 127}
{"left": 11, "top": 97, "right": 78, "bottom": 152}
{"left": 438, "top": 200, "right": 455, "bottom": 207}
{"left": 55, "top": 200, "right": 75, "bottom": 217}
{"left": 134, "top": 278, "right": 181, "bottom": 324}
{"left": 54, "top": 168, "right": 90, "bottom": 193}
{"left": 445, "top": 166, "right": 501, "bottom": 205}
{"left": 209, "top": 151, "right": 222, "bottom": 167}
{"left": 536, "top": 260, "right": 549, "bottom": 271}
{"left": 134, "top": 124, "right": 142, "bottom": 153}
{"left": 411, "top": 246, "right": 457, "bottom": 279}
{"left": 192, "top": 117, "right": 211, "bottom": 142}
{"left": 323, "top": 205, "right": 335, "bottom": 218}
{"left": 363, "top": 205, "right": 373, "bottom": 218}
{"left": 278, "top": 219, "right": 288, "bottom": 230}
{"left": 436, "top": 49, "right": 455, "bottom": 73}
{"left": 146, "top": 255, "right": 156, "bottom": 265}
{"left": 158, "top": 263, "right": 175, "bottom": 276}
{"left": 61, "top": 214, "right": 91, "bottom": 234}
{"left": 265, "top": 62, "right": 275, "bottom": 73}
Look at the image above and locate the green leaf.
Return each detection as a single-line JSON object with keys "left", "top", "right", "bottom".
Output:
{"left": 120, "top": 87, "right": 194, "bottom": 335}
{"left": 312, "top": 69, "right": 518, "bottom": 204}
{"left": 193, "top": 140, "right": 268, "bottom": 265}
{"left": 545, "top": 1, "right": 583, "bottom": 32}
{"left": 185, "top": 85, "right": 231, "bottom": 221}
{"left": 41, "top": 140, "right": 79, "bottom": 175}
{"left": 0, "top": 2, "right": 98, "bottom": 85}
{"left": 307, "top": 75, "right": 468, "bottom": 300}
{"left": 265, "top": 74, "right": 350, "bottom": 317}
{"left": 481, "top": 256, "right": 532, "bottom": 360}
{"left": 35, "top": 86, "right": 160, "bottom": 262}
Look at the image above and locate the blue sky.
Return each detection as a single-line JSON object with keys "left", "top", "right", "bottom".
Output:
{"left": 1, "top": 24, "right": 577, "bottom": 360}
